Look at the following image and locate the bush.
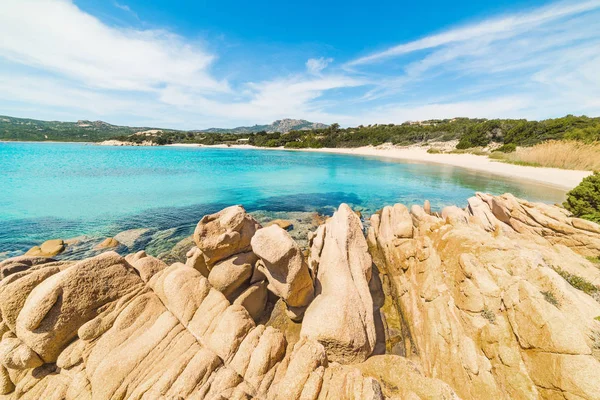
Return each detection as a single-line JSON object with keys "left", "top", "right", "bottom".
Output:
{"left": 541, "top": 291, "right": 560, "bottom": 307}
{"left": 427, "top": 148, "right": 442, "bottom": 154}
{"left": 553, "top": 266, "right": 599, "bottom": 295}
{"left": 497, "top": 143, "right": 516, "bottom": 153}
{"left": 564, "top": 171, "right": 600, "bottom": 223}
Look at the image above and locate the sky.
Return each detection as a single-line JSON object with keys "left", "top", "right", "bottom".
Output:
{"left": 0, "top": 0, "right": 599, "bottom": 129}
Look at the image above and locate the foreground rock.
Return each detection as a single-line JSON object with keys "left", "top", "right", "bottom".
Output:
{"left": 369, "top": 193, "right": 600, "bottom": 399}
{"left": 2, "top": 194, "right": 600, "bottom": 399}
{"left": 251, "top": 225, "right": 314, "bottom": 311}
{"left": 301, "top": 204, "right": 377, "bottom": 364}
{"left": 193, "top": 205, "right": 261, "bottom": 266}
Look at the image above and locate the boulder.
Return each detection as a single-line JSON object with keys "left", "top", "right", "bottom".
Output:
{"left": 194, "top": 205, "right": 261, "bottom": 266}
{"left": 25, "top": 239, "right": 65, "bottom": 257}
{"left": 251, "top": 225, "right": 314, "bottom": 308}
{"left": 0, "top": 256, "right": 55, "bottom": 279}
{"left": 233, "top": 281, "right": 268, "bottom": 322}
{"left": 266, "top": 219, "right": 294, "bottom": 231}
{"left": 94, "top": 237, "right": 120, "bottom": 249}
{"left": 301, "top": 203, "right": 376, "bottom": 364}
{"left": 208, "top": 252, "right": 256, "bottom": 302}
{"left": 15, "top": 251, "right": 145, "bottom": 362}
{"left": 185, "top": 246, "right": 210, "bottom": 277}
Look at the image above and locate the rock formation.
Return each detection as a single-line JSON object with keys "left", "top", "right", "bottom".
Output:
{"left": 1, "top": 193, "right": 600, "bottom": 399}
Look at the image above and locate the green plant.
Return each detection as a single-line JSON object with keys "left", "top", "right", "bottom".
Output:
{"left": 541, "top": 291, "right": 560, "bottom": 307}
{"left": 553, "top": 266, "right": 599, "bottom": 295}
{"left": 497, "top": 143, "right": 517, "bottom": 153}
{"left": 587, "top": 256, "right": 600, "bottom": 265}
{"left": 481, "top": 307, "right": 496, "bottom": 324}
{"left": 595, "top": 316, "right": 600, "bottom": 321}
{"left": 427, "top": 148, "right": 442, "bottom": 154}
{"left": 563, "top": 171, "right": 600, "bottom": 223}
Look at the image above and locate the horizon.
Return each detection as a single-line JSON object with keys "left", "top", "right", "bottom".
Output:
{"left": 1, "top": 0, "right": 599, "bottom": 130}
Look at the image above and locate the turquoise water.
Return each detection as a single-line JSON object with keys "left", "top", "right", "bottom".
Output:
{"left": 0, "top": 142, "right": 565, "bottom": 254}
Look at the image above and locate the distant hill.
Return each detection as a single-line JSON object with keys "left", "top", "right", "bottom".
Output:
{"left": 0, "top": 115, "right": 327, "bottom": 142}
{"left": 0, "top": 115, "right": 175, "bottom": 142}
{"left": 199, "top": 119, "right": 329, "bottom": 134}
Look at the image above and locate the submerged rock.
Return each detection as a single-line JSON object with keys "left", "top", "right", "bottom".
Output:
{"left": 24, "top": 239, "right": 65, "bottom": 257}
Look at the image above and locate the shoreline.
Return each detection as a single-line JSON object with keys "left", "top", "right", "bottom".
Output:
{"left": 3, "top": 140, "right": 589, "bottom": 191}
{"left": 167, "top": 143, "right": 590, "bottom": 191}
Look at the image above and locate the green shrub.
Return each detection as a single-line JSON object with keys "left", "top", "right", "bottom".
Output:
{"left": 541, "top": 291, "right": 560, "bottom": 307}
{"left": 497, "top": 143, "right": 517, "bottom": 153}
{"left": 553, "top": 266, "right": 599, "bottom": 295}
{"left": 563, "top": 171, "right": 600, "bottom": 223}
{"left": 427, "top": 148, "right": 442, "bottom": 154}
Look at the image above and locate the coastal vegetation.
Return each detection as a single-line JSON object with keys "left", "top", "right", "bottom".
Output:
{"left": 489, "top": 141, "right": 600, "bottom": 170}
{"left": 563, "top": 171, "right": 600, "bottom": 223}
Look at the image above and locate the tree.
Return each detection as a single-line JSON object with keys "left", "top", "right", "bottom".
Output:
{"left": 563, "top": 172, "right": 600, "bottom": 223}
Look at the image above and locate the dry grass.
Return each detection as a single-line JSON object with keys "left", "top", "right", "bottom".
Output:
{"left": 491, "top": 141, "right": 600, "bottom": 170}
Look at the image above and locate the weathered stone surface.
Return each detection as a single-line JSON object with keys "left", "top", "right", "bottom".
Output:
{"left": 301, "top": 203, "right": 376, "bottom": 364}
{"left": 266, "top": 219, "right": 294, "bottom": 231}
{"left": 185, "top": 246, "right": 210, "bottom": 276}
{"left": 3, "top": 198, "right": 599, "bottom": 399}
{"left": 368, "top": 193, "right": 600, "bottom": 400}
{"left": 94, "top": 237, "right": 120, "bottom": 249}
{"left": 234, "top": 281, "right": 268, "bottom": 322}
{"left": 15, "top": 251, "right": 145, "bottom": 362}
{"left": 194, "top": 205, "right": 261, "bottom": 266}
{"left": 24, "top": 239, "right": 65, "bottom": 257}
{"left": 208, "top": 251, "right": 256, "bottom": 302}
{"left": 251, "top": 225, "right": 314, "bottom": 308}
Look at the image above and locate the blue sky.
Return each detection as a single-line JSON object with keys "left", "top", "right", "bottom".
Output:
{"left": 1, "top": 0, "right": 599, "bottom": 129}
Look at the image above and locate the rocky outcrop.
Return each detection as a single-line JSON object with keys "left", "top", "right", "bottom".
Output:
{"left": 24, "top": 239, "right": 65, "bottom": 257}
{"left": 0, "top": 206, "right": 379, "bottom": 400}
{"left": 251, "top": 225, "right": 314, "bottom": 312}
{"left": 2, "top": 194, "right": 600, "bottom": 399}
{"left": 369, "top": 193, "right": 600, "bottom": 400}
{"left": 193, "top": 205, "right": 261, "bottom": 266}
{"left": 301, "top": 204, "right": 376, "bottom": 364}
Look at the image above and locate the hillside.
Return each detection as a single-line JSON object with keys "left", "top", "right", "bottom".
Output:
{"left": 199, "top": 118, "right": 328, "bottom": 134}
{"left": 0, "top": 115, "right": 328, "bottom": 142}
{"left": 0, "top": 115, "right": 173, "bottom": 142}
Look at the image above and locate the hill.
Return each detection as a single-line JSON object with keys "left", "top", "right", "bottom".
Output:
{"left": 198, "top": 118, "right": 328, "bottom": 134}
{"left": 0, "top": 115, "right": 327, "bottom": 142}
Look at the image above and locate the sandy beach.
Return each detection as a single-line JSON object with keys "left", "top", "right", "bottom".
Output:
{"left": 168, "top": 143, "right": 591, "bottom": 191}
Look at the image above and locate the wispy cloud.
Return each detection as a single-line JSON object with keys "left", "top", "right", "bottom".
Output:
{"left": 114, "top": 2, "right": 140, "bottom": 20}
{"left": 306, "top": 57, "right": 333, "bottom": 75}
{"left": 347, "top": 0, "right": 600, "bottom": 66}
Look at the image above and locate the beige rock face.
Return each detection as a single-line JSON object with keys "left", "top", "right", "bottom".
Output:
{"left": 369, "top": 193, "right": 600, "bottom": 400}
{"left": 251, "top": 225, "right": 314, "bottom": 308}
{"left": 2, "top": 198, "right": 600, "bottom": 399}
{"left": 24, "top": 239, "right": 65, "bottom": 257}
{"left": 193, "top": 205, "right": 261, "bottom": 266}
{"left": 301, "top": 203, "right": 376, "bottom": 364}
{"left": 208, "top": 251, "right": 256, "bottom": 302}
{"left": 0, "top": 210, "right": 378, "bottom": 400}
{"left": 94, "top": 237, "right": 120, "bottom": 249}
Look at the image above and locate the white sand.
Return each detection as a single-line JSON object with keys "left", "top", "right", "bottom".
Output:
{"left": 167, "top": 143, "right": 592, "bottom": 191}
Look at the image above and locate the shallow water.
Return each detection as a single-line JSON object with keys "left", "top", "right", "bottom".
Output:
{"left": 0, "top": 142, "right": 566, "bottom": 254}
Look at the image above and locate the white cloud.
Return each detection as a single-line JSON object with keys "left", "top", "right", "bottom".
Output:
{"left": 0, "top": 0, "right": 225, "bottom": 92}
{"left": 306, "top": 57, "right": 333, "bottom": 75}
